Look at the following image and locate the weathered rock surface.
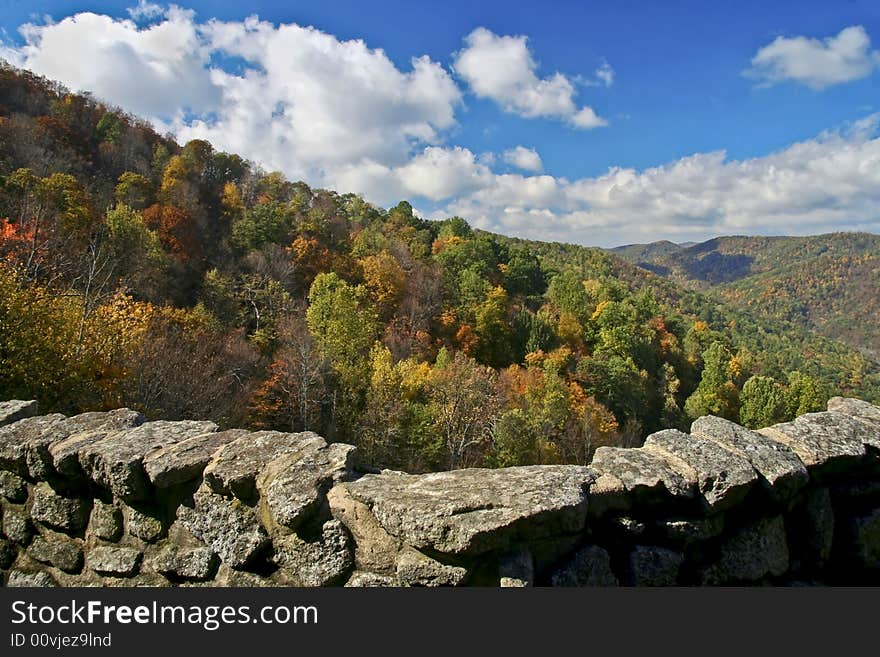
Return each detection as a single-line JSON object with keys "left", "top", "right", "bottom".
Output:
{"left": 203, "top": 430, "right": 322, "bottom": 501}
{"left": 272, "top": 520, "right": 353, "bottom": 586}
{"left": 258, "top": 442, "right": 355, "bottom": 532}
{"left": 87, "top": 546, "right": 142, "bottom": 577}
{"left": 125, "top": 505, "right": 163, "bottom": 542}
{"left": 0, "top": 400, "right": 38, "bottom": 428}
{"left": 327, "top": 483, "right": 400, "bottom": 573}
{"left": 703, "top": 516, "right": 789, "bottom": 584}
{"left": 343, "top": 465, "right": 595, "bottom": 555}
{"left": 395, "top": 547, "right": 468, "bottom": 586}
{"left": 2, "top": 505, "right": 34, "bottom": 544}
{"left": 177, "top": 487, "right": 268, "bottom": 569}
{"left": 29, "top": 483, "right": 90, "bottom": 532}
{"left": 760, "top": 412, "right": 867, "bottom": 478}
{"left": 549, "top": 545, "right": 617, "bottom": 586}
{"left": 50, "top": 410, "right": 147, "bottom": 479}
{"left": 344, "top": 571, "right": 397, "bottom": 587}
{"left": 691, "top": 415, "right": 808, "bottom": 503}
{"left": 7, "top": 570, "right": 57, "bottom": 587}
{"left": 643, "top": 429, "right": 757, "bottom": 513}
{"left": 149, "top": 545, "right": 218, "bottom": 581}
{"left": 589, "top": 447, "right": 693, "bottom": 515}
{"left": 79, "top": 420, "right": 217, "bottom": 502}
{"left": 27, "top": 531, "right": 83, "bottom": 573}
{"left": 828, "top": 397, "right": 880, "bottom": 429}
{"left": 627, "top": 546, "right": 684, "bottom": 586}
{"left": 0, "top": 471, "right": 27, "bottom": 503}
{"left": 88, "top": 500, "right": 123, "bottom": 542}
{"left": 0, "top": 414, "right": 66, "bottom": 476}
{"left": 143, "top": 429, "right": 249, "bottom": 488}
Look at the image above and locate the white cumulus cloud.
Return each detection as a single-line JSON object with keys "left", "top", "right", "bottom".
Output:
{"left": 746, "top": 25, "right": 880, "bottom": 90}
{"left": 453, "top": 27, "right": 607, "bottom": 128}
{"left": 502, "top": 146, "right": 543, "bottom": 172}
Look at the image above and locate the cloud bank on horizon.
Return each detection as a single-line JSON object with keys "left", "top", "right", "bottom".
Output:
{"left": 1, "top": 3, "right": 879, "bottom": 247}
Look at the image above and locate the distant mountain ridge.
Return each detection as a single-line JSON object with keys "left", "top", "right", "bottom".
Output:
{"left": 610, "top": 233, "right": 880, "bottom": 358}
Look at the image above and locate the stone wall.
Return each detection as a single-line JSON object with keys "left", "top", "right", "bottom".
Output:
{"left": 1, "top": 397, "right": 879, "bottom": 587}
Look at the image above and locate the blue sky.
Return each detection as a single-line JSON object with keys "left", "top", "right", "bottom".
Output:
{"left": 1, "top": 0, "right": 879, "bottom": 246}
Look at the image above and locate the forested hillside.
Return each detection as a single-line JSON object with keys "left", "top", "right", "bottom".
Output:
{"left": 612, "top": 234, "right": 880, "bottom": 358}
{"left": 2, "top": 62, "right": 878, "bottom": 473}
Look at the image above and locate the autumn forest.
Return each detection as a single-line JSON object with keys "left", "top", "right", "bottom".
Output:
{"left": 2, "top": 63, "right": 879, "bottom": 474}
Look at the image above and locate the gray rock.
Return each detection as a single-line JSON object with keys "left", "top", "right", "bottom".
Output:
{"left": 344, "top": 465, "right": 595, "bottom": 556}
{"left": 827, "top": 397, "right": 880, "bottom": 429}
{"left": 203, "top": 430, "right": 324, "bottom": 501}
{"left": 88, "top": 501, "right": 123, "bottom": 542}
{"left": 79, "top": 420, "right": 217, "bottom": 502}
{"left": 627, "top": 545, "right": 683, "bottom": 586}
{"left": 703, "top": 516, "right": 789, "bottom": 584}
{"left": 850, "top": 507, "right": 880, "bottom": 570}
{"left": 657, "top": 515, "right": 725, "bottom": 545}
{"left": 0, "top": 413, "right": 66, "bottom": 476}
{"left": 88, "top": 546, "right": 142, "bottom": 577}
{"left": 27, "top": 531, "right": 83, "bottom": 573}
{"left": 606, "top": 516, "right": 648, "bottom": 537}
{"left": 344, "top": 571, "right": 397, "bottom": 587}
{"left": 177, "top": 487, "right": 269, "bottom": 569}
{"left": 549, "top": 545, "right": 618, "bottom": 586}
{"left": 7, "top": 570, "right": 56, "bottom": 587}
{"left": 0, "top": 400, "right": 38, "bottom": 428}
{"left": 125, "top": 505, "right": 164, "bottom": 542}
{"left": 212, "top": 565, "right": 279, "bottom": 587}
{"left": 691, "top": 415, "right": 808, "bottom": 503}
{"left": 29, "top": 483, "right": 90, "bottom": 532}
{"left": 2, "top": 505, "right": 33, "bottom": 544}
{"left": 395, "top": 546, "right": 468, "bottom": 587}
{"left": 149, "top": 545, "right": 218, "bottom": 581}
{"left": 0, "top": 471, "right": 27, "bottom": 503}
{"left": 643, "top": 429, "right": 757, "bottom": 513}
{"left": 327, "top": 483, "right": 401, "bottom": 573}
{"left": 499, "top": 547, "right": 534, "bottom": 587}
{"left": 144, "top": 429, "right": 248, "bottom": 488}
{"left": 49, "top": 409, "right": 145, "bottom": 478}
{"left": 759, "top": 412, "right": 867, "bottom": 478}
{"left": 272, "top": 519, "right": 354, "bottom": 586}
{"left": 589, "top": 447, "right": 693, "bottom": 516}
{"left": 257, "top": 442, "right": 355, "bottom": 532}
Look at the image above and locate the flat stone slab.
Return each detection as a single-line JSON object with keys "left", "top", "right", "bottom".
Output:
{"left": 78, "top": 420, "right": 217, "bottom": 501}
{"left": 643, "top": 429, "right": 757, "bottom": 513}
{"left": 257, "top": 442, "right": 356, "bottom": 531}
{"left": 343, "top": 465, "right": 595, "bottom": 556}
{"left": 203, "top": 430, "right": 326, "bottom": 501}
{"left": 827, "top": 397, "right": 880, "bottom": 429}
{"left": 690, "top": 416, "right": 808, "bottom": 503}
{"left": 0, "top": 414, "right": 66, "bottom": 476}
{"left": 759, "top": 412, "right": 868, "bottom": 478}
{"left": 144, "top": 429, "right": 249, "bottom": 488}
{"left": 49, "top": 410, "right": 145, "bottom": 478}
{"left": 0, "top": 400, "right": 38, "bottom": 427}
{"left": 589, "top": 446, "right": 693, "bottom": 516}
